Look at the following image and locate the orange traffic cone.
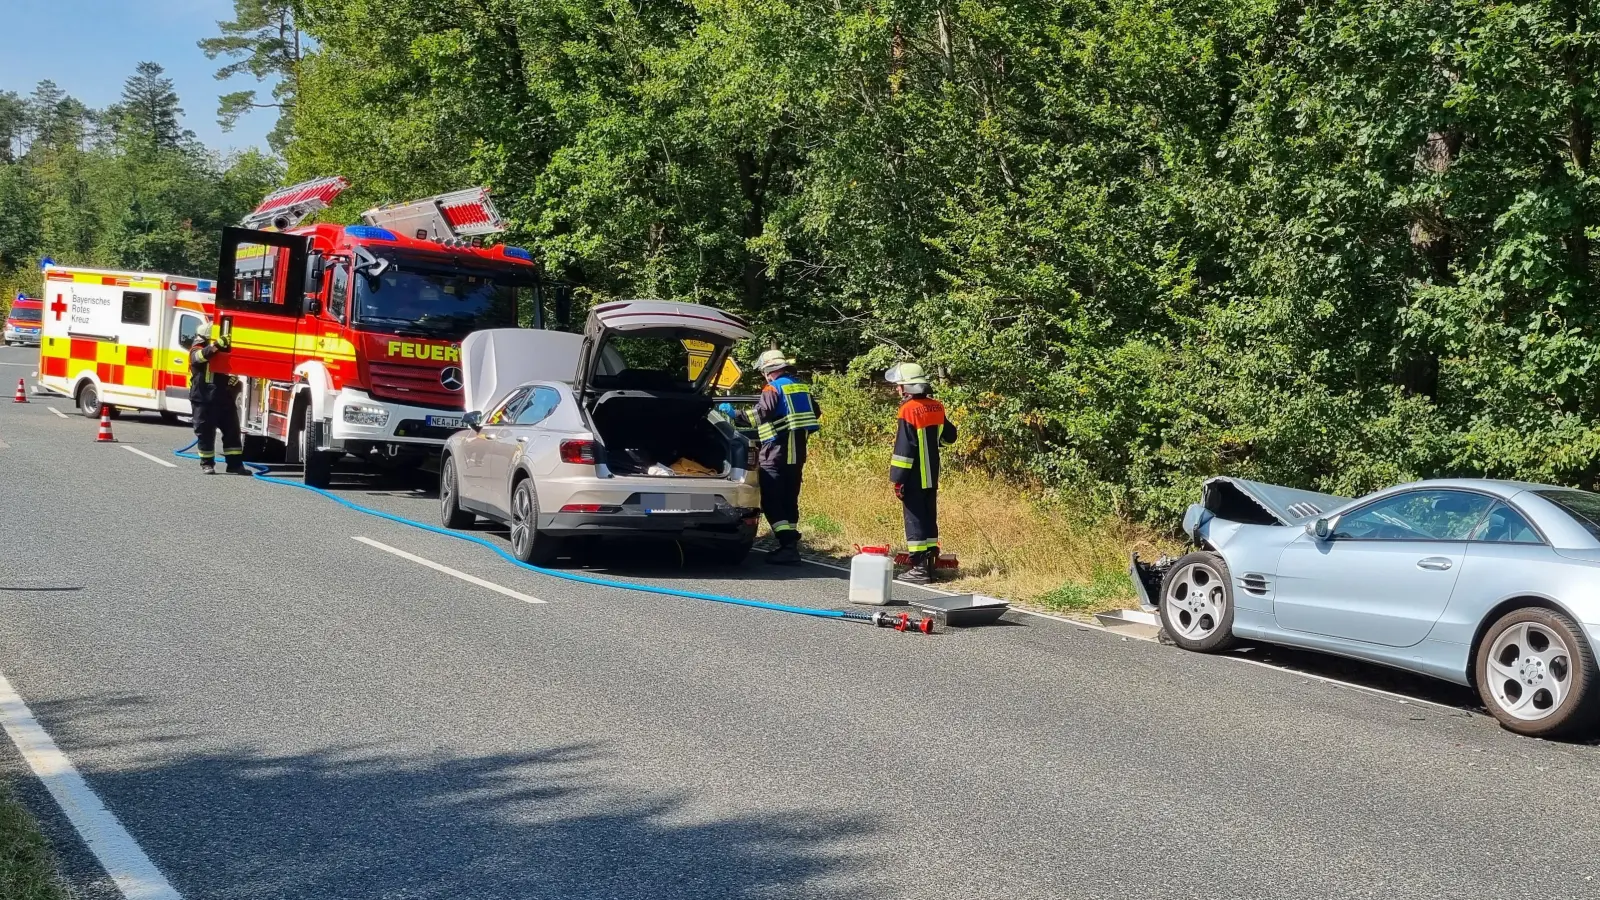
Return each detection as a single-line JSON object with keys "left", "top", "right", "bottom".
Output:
{"left": 12, "top": 378, "right": 26, "bottom": 403}
{"left": 95, "top": 405, "right": 115, "bottom": 442}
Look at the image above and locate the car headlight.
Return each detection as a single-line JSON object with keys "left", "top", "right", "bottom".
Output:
{"left": 343, "top": 404, "right": 390, "bottom": 427}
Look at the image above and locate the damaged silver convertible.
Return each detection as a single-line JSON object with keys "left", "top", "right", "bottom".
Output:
{"left": 1132, "top": 476, "right": 1600, "bottom": 738}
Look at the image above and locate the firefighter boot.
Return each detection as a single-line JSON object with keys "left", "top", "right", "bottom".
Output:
{"left": 901, "top": 550, "right": 935, "bottom": 585}
{"left": 225, "top": 463, "right": 252, "bottom": 476}
{"left": 766, "top": 531, "right": 802, "bottom": 565}
{"left": 200, "top": 462, "right": 217, "bottom": 475}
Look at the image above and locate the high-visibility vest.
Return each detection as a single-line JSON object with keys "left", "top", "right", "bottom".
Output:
{"left": 756, "top": 375, "right": 820, "bottom": 462}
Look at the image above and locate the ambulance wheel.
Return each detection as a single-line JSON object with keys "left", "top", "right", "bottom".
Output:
{"left": 160, "top": 411, "right": 180, "bottom": 425}
{"left": 440, "top": 455, "right": 474, "bottom": 529}
{"left": 76, "top": 382, "right": 99, "bottom": 418}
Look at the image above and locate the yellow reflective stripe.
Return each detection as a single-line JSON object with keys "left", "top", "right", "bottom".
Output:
{"left": 906, "top": 540, "right": 939, "bottom": 551}
{"left": 771, "top": 521, "right": 796, "bottom": 532}
{"left": 757, "top": 423, "right": 778, "bottom": 440}
{"left": 918, "top": 427, "right": 933, "bottom": 489}
{"left": 787, "top": 429, "right": 797, "bottom": 463}
{"left": 890, "top": 457, "right": 913, "bottom": 469}
{"left": 228, "top": 326, "right": 358, "bottom": 362}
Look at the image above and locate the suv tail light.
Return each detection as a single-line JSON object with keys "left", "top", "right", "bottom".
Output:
{"left": 560, "top": 439, "right": 600, "bottom": 465}
{"left": 559, "top": 504, "right": 620, "bottom": 514}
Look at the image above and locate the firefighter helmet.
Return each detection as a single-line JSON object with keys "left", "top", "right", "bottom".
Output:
{"left": 756, "top": 349, "right": 794, "bottom": 374}
{"left": 885, "top": 362, "right": 930, "bottom": 386}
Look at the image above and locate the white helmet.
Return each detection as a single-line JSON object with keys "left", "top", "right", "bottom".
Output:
{"left": 756, "top": 349, "right": 794, "bottom": 374}
{"left": 885, "top": 361, "right": 930, "bottom": 386}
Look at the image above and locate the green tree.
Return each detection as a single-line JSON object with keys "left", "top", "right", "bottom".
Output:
{"left": 200, "top": 0, "right": 305, "bottom": 152}
{"left": 113, "top": 62, "right": 191, "bottom": 150}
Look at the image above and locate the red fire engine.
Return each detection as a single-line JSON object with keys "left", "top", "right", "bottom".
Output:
{"left": 212, "top": 177, "right": 568, "bottom": 486}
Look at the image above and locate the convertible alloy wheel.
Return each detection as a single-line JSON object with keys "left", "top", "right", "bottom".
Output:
{"left": 1486, "top": 622, "right": 1571, "bottom": 721}
{"left": 1158, "top": 551, "right": 1238, "bottom": 653}
{"left": 1476, "top": 607, "right": 1599, "bottom": 738}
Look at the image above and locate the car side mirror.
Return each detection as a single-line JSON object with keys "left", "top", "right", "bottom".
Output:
{"left": 463, "top": 410, "right": 483, "bottom": 431}
{"left": 1307, "top": 516, "right": 1338, "bottom": 540}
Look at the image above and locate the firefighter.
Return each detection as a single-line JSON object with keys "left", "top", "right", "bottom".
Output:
{"left": 189, "top": 324, "right": 248, "bottom": 476}
{"left": 886, "top": 362, "right": 957, "bottom": 584}
{"left": 753, "top": 349, "right": 820, "bottom": 564}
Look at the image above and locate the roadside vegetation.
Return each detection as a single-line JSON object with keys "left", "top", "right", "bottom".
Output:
{"left": 0, "top": 778, "right": 69, "bottom": 900}
{"left": 6, "top": 2, "right": 1600, "bottom": 597}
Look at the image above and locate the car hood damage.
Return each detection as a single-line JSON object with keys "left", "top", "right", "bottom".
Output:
{"left": 1197, "top": 477, "right": 1349, "bottom": 528}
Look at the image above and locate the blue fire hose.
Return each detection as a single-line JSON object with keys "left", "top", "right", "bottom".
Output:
{"left": 170, "top": 441, "right": 926, "bottom": 628}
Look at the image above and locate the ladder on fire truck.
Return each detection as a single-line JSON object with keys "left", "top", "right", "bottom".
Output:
{"left": 240, "top": 177, "right": 508, "bottom": 242}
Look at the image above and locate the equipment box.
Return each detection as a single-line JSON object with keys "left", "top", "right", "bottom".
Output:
{"left": 911, "top": 594, "right": 1009, "bottom": 628}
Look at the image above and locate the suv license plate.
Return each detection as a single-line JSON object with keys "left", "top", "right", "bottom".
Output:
{"left": 642, "top": 493, "right": 714, "bottom": 514}
{"left": 426, "top": 415, "right": 464, "bottom": 429}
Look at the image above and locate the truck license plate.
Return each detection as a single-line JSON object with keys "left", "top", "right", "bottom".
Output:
{"left": 426, "top": 415, "right": 464, "bottom": 429}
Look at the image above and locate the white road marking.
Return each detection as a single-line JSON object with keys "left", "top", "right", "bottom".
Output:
{"left": 0, "top": 671, "right": 184, "bottom": 900}
{"left": 353, "top": 536, "right": 546, "bottom": 604}
{"left": 0, "top": 361, "right": 36, "bottom": 367}
{"left": 122, "top": 446, "right": 178, "bottom": 469}
{"left": 48, "top": 407, "right": 68, "bottom": 419}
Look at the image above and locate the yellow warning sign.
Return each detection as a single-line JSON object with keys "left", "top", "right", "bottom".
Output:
{"left": 683, "top": 339, "right": 742, "bottom": 389}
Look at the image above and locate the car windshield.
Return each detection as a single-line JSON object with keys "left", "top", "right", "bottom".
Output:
{"left": 1535, "top": 489, "right": 1600, "bottom": 540}
{"left": 8, "top": 307, "right": 41, "bottom": 322}
{"left": 354, "top": 251, "right": 524, "bottom": 340}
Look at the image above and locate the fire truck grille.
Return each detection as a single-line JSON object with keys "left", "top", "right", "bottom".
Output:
{"left": 366, "top": 362, "right": 465, "bottom": 410}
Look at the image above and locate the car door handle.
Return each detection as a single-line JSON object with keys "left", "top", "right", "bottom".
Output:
{"left": 1417, "top": 557, "right": 1453, "bottom": 571}
{"left": 515, "top": 437, "right": 528, "bottom": 444}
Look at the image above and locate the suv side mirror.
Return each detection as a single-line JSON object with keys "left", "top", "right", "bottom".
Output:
{"left": 1307, "top": 516, "right": 1338, "bottom": 540}
{"left": 463, "top": 410, "right": 483, "bottom": 431}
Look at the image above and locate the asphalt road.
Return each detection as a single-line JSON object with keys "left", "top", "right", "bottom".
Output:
{"left": 3, "top": 342, "right": 1600, "bottom": 900}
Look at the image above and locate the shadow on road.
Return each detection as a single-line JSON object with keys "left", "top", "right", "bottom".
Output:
{"left": 27, "top": 695, "right": 878, "bottom": 899}
{"left": 1227, "top": 643, "right": 1481, "bottom": 711}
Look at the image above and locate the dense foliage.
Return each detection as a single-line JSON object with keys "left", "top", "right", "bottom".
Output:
{"left": 17, "top": 1, "right": 1600, "bottom": 524}
{"left": 0, "top": 66, "right": 280, "bottom": 315}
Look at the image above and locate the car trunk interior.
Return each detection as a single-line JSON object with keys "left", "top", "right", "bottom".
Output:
{"left": 590, "top": 393, "right": 737, "bottom": 477}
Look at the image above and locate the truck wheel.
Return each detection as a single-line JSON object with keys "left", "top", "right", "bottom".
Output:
{"left": 159, "top": 411, "right": 180, "bottom": 425}
{"left": 299, "top": 404, "right": 333, "bottom": 489}
{"left": 77, "top": 382, "right": 99, "bottom": 418}
{"left": 509, "top": 479, "right": 562, "bottom": 566}
{"left": 440, "top": 455, "right": 475, "bottom": 529}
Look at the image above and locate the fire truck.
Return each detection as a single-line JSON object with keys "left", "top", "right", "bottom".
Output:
{"left": 212, "top": 177, "right": 569, "bottom": 486}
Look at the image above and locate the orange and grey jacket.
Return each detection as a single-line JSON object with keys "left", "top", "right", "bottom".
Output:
{"left": 890, "top": 397, "right": 957, "bottom": 490}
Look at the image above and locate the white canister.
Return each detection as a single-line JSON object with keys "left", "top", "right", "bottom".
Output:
{"left": 849, "top": 547, "right": 895, "bottom": 605}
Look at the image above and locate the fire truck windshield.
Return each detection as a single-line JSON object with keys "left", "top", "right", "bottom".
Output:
{"left": 352, "top": 251, "right": 524, "bottom": 339}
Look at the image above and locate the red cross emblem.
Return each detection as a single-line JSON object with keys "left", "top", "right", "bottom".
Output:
{"left": 50, "top": 295, "right": 66, "bottom": 321}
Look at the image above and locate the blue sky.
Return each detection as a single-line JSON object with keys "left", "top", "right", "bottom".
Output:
{"left": 1, "top": 0, "right": 275, "bottom": 154}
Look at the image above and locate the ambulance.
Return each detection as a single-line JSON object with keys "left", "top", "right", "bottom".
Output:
{"left": 36, "top": 264, "right": 216, "bottom": 418}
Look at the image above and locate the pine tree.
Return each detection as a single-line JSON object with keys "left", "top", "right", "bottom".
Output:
{"left": 116, "top": 62, "right": 191, "bottom": 150}
{"left": 199, "top": 0, "right": 303, "bottom": 152}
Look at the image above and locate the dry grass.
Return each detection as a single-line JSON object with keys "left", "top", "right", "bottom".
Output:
{"left": 793, "top": 449, "right": 1179, "bottom": 614}
{"left": 0, "top": 777, "right": 69, "bottom": 900}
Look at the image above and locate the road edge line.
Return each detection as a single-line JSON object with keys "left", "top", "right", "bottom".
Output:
{"left": 0, "top": 670, "right": 183, "bottom": 900}
{"left": 48, "top": 407, "right": 68, "bottom": 419}
{"left": 352, "top": 536, "right": 546, "bottom": 605}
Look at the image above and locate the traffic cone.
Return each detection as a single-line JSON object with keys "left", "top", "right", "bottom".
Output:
{"left": 95, "top": 405, "right": 115, "bottom": 443}
{"left": 12, "top": 378, "right": 26, "bottom": 403}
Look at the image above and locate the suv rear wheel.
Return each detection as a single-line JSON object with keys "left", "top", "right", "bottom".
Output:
{"left": 440, "top": 455, "right": 474, "bottom": 529}
{"left": 510, "top": 479, "right": 562, "bottom": 566}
